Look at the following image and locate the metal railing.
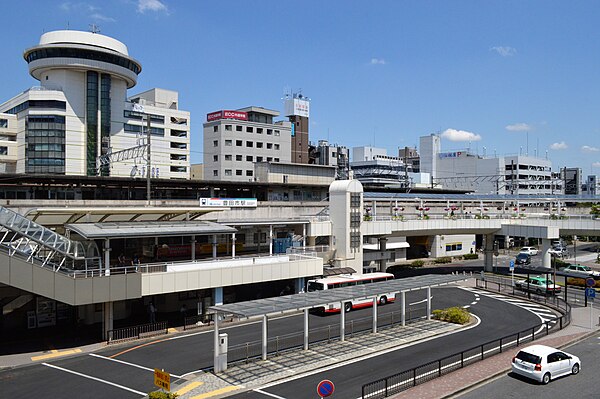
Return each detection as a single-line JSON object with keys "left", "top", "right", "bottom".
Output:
{"left": 107, "top": 321, "right": 168, "bottom": 344}
{"left": 361, "top": 293, "right": 571, "bottom": 398}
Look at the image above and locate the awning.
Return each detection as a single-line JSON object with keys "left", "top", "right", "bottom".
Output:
{"left": 322, "top": 267, "right": 356, "bottom": 276}
{"left": 65, "top": 221, "right": 236, "bottom": 239}
{"left": 363, "top": 242, "right": 410, "bottom": 250}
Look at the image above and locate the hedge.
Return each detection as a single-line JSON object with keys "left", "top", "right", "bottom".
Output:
{"left": 463, "top": 253, "right": 479, "bottom": 260}
{"left": 433, "top": 256, "right": 452, "bottom": 264}
{"left": 411, "top": 260, "right": 425, "bottom": 267}
{"left": 432, "top": 307, "right": 470, "bottom": 324}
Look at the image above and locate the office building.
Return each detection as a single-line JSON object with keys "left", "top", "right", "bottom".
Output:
{"left": 310, "top": 140, "right": 350, "bottom": 180}
{"left": 0, "top": 30, "right": 190, "bottom": 179}
{"left": 284, "top": 93, "right": 310, "bottom": 164}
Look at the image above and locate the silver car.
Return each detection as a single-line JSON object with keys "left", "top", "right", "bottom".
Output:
{"left": 512, "top": 345, "right": 580, "bottom": 384}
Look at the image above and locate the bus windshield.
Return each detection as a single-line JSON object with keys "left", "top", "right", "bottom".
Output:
{"left": 307, "top": 281, "right": 325, "bottom": 292}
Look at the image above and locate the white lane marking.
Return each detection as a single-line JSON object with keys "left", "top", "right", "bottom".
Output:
{"left": 42, "top": 362, "right": 146, "bottom": 396}
{"left": 88, "top": 353, "right": 183, "bottom": 379}
{"left": 462, "top": 305, "right": 470, "bottom": 309}
{"left": 179, "top": 368, "right": 206, "bottom": 379}
{"left": 253, "top": 388, "right": 287, "bottom": 398}
{"left": 409, "top": 296, "right": 432, "bottom": 306}
{"left": 470, "top": 301, "right": 478, "bottom": 305}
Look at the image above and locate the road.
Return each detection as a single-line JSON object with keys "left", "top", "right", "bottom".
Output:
{"left": 458, "top": 332, "right": 600, "bottom": 399}
{"left": 0, "top": 286, "right": 551, "bottom": 398}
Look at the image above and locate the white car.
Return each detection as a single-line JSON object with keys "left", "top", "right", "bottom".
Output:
{"left": 561, "top": 264, "right": 600, "bottom": 277}
{"left": 548, "top": 247, "right": 567, "bottom": 257}
{"left": 519, "top": 247, "right": 539, "bottom": 256}
{"left": 512, "top": 345, "right": 580, "bottom": 384}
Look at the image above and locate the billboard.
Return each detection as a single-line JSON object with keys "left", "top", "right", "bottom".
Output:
{"left": 284, "top": 98, "right": 310, "bottom": 118}
{"left": 206, "top": 110, "right": 248, "bottom": 122}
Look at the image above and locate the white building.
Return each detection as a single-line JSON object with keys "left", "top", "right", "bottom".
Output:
{"left": 0, "top": 30, "right": 190, "bottom": 179}
{"left": 202, "top": 107, "right": 292, "bottom": 182}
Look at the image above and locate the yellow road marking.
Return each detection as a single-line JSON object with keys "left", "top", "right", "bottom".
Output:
{"left": 175, "top": 381, "right": 204, "bottom": 395}
{"left": 31, "top": 349, "right": 81, "bottom": 361}
{"left": 109, "top": 337, "right": 169, "bottom": 358}
{"left": 191, "top": 386, "right": 240, "bottom": 399}
{"left": 168, "top": 328, "right": 178, "bottom": 333}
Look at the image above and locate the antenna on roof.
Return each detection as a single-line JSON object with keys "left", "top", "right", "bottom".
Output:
{"left": 89, "top": 23, "right": 101, "bottom": 34}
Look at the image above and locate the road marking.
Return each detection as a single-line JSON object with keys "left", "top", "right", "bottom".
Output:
{"left": 254, "top": 388, "right": 287, "bottom": 398}
{"left": 109, "top": 337, "right": 171, "bottom": 358}
{"left": 180, "top": 369, "right": 207, "bottom": 379}
{"left": 462, "top": 305, "right": 470, "bottom": 309}
{"left": 31, "top": 349, "right": 81, "bottom": 361}
{"left": 409, "top": 296, "right": 432, "bottom": 306}
{"left": 175, "top": 381, "right": 204, "bottom": 395}
{"left": 190, "top": 385, "right": 240, "bottom": 398}
{"left": 88, "top": 353, "right": 183, "bottom": 378}
{"left": 42, "top": 362, "right": 146, "bottom": 396}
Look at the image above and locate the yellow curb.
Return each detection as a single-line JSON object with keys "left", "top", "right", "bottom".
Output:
{"left": 175, "top": 381, "right": 204, "bottom": 395}
{"left": 31, "top": 348, "right": 82, "bottom": 361}
{"left": 190, "top": 385, "right": 240, "bottom": 399}
{"left": 168, "top": 328, "right": 178, "bottom": 334}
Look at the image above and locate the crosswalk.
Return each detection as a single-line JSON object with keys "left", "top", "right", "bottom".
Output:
{"left": 459, "top": 286, "right": 559, "bottom": 327}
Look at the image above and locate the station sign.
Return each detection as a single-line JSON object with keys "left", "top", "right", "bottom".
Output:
{"left": 199, "top": 197, "right": 257, "bottom": 208}
{"left": 154, "top": 369, "right": 170, "bottom": 391}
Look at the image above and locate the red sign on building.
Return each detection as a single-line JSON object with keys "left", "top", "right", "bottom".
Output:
{"left": 206, "top": 110, "right": 248, "bottom": 122}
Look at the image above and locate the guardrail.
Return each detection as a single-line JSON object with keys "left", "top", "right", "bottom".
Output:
{"left": 361, "top": 290, "right": 570, "bottom": 398}
{"left": 107, "top": 321, "right": 168, "bottom": 344}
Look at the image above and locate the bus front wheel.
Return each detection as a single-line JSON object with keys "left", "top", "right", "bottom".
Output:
{"left": 379, "top": 296, "right": 387, "bottom": 305}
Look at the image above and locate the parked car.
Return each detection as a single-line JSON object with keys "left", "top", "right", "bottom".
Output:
{"left": 512, "top": 345, "right": 580, "bottom": 384}
{"left": 515, "top": 276, "right": 561, "bottom": 295}
{"left": 515, "top": 253, "right": 531, "bottom": 265}
{"left": 519, "top": 247, "right": 539, "bottom": 256}
{"left": 548, "top": 247, "right": 567, "bottom": 258}
{"left": 560, "top": 264, "right": 600, "bottom": 278}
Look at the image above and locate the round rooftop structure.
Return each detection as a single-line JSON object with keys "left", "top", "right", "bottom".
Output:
{"left": 23, "top": 30, "right": 142, "bottom": 88}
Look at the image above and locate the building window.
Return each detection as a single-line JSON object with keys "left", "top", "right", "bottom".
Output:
{"left": 274, "top": 144, "right": 280, "bottom": 150}
{"left": 246, "top": 170, "right": 253, "bottom": 177}
{"left": 257, "top": 156, "right": 263, "bottom": 162}
{"left": 236, "top": 169, "right": 242, "bottom": 176}
{"left": 170, "top": 166, "right": 187, "bottom": 172}
{"left": 236, "top": 140, "right": 242, "bottom": 146}
{"left": 170, "top": 154, "right": 187, "bottom": 161}
{"left": 213, "top": 140, "right": 218, "bottom": 147}
{"left": 246, "top": 141, "right": 253, "bottom": 148}
{"left": 246, "top": 155, "right": 253, "bottom": 162}
{"left": 236, "top": 155, "right": 242, "bottom": 161}
{"left": 0, "top": 146, "right": 7, "bottom": 155}
{"left": 256, "top": 128, "right": 263, "bottom": 134}
{"left": 225, "top": 154, "right": 232, "bottom": 161}
{"left": 225, "top": 125, "right": 232, "bottom": 131}
{"left": 225, "top": 139, "right": 232, "bottom": 146}
{"left": 170, "top": 142, "right": 187, "bottom": 149}
{"left": 213, "top": 155, "right": 218, "bottom": 162}
{"left": 256, "top": 142, "right": 263, "bottom": 148}
{"left": 213, "top": 170, "right": 218, "bottom": 176}
{"left": 274, "top": 130, "right": 280, "bottom": 136}
{"left": 213, "top": 125, "right": 218, "bottom": 132}
{"left": 170, "top": 129, "right": 187, "bottom": 137}
{"left": 267, "top": 129, "right": 273, "bottom": 135}
{"left": 0, "top": 119, "right": 7, "bottom": 128}
{"left": 225, "top": 169, "right": 232, "bottom": 176}
{"left": 267, "top": 157, "right": 272, "bottom": 162}
{"left": 267, "top": 143, "right": 273, "bottom": 149}
{"left": 274, "top": 158, "right": 279, "bottom": 162}
{"left": 25, "top": 115, "right": 66, "bottom": 174}
{"left": 236, "top": 125, "right": 242, "bottom": 132}
{"left": 445, "top": 243, "right": 463, "bottom": 252}
{"left": 246, "top": 126, "right": 253, "bottom": 133}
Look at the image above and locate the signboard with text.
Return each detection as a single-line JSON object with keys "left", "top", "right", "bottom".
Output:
{"left": 154, "top": 369, "right": 170, "bottom": 391}
{"left": 206, "top": 110, "right": 248, "bottom": 122}
{"left": 199, "top": 198, "right": 257, "bottom": 207}
{"left": 284, "top": 97, "right": 310, "bottom": 118}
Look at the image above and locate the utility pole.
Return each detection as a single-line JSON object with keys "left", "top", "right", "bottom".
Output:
{"left": 146, "top": 115, "right": 151, "bottom": 206}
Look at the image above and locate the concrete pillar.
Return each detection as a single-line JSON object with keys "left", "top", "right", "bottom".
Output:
{"left": 102, "top": 301, "right": 113, "bottom": 340}
{"left": 103, "top": 239, "right": 111, "bottom": 276}
{"left": 231, "top": 233, "right": 236, "bottom": 258}
{"left": 302, "top": 224, "right": 306, "bottom": 247}
{"left": 372, "top": 297, "right": 378, "bottom": 333}
{"left": 303, "top": 309, "right": 309, "bottom": 350}
{"left": 378, "top": 236, "right": 387, "bottom": 272}
{"left": 212, "top": 234, "right": 217, "bottom": 259}
{"left": 340, "top": 301, "right": 345, "bottom": 342}
{"left": 426, "top": 287, "right": 431, "bottom": 320}
{"left": 191, "top": 235, "right": 196, "bottom": 261}
{"left": 269, "top": 225, "right": 273, "bottom": 255}
{"left": 484, "top": 233, "right": 494, "bottom": 272}
{"left": 295, "top": 277, "right": 305, "bottom": 293}
{"left": 214, "top": 287, "right": 223, "bottom": 306}
{"left": 308, "top": 236, "right": 316, "bottom": 247}
{"left": 213, "top": 312, "right": 219, "bottom": 372}
{"left": 262, "top": 315, "right": 268, "bottom": 360}
{"left": 541, "top": 238, "right": 552, "bottom": 269}
{"left": 401, "top": 292, "right": 406, "bottom": 326}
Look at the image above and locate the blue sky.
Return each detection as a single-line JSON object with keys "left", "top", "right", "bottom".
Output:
{"left": 3, "top": 0, "right": 600, "bottom": 174}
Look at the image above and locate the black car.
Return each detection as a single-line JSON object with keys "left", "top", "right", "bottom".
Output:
{"left": 515, "top": 253, "right": 531, "bottom": 265}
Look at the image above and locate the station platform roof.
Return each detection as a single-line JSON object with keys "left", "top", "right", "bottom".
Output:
{"left": 66, "top": 220, "right": 236, "bottom": 239}
{"left": 209, "top": 274, "right": 467, "bottom": 318}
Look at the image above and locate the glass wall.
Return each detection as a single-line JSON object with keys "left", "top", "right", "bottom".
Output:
{"left": 25, "top": 115, "right": 65, "bottom": 174}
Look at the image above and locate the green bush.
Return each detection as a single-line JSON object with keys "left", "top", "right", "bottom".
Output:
{"left": 463, "top": 253, "right": 479, "bottom": 260}
{"left": 433, "top": 256, "right": 452, "bottom": 264}
{"left": 149, "top": 392, "right": 178, "bottom": 399}
{"left": 411, "top": 260, "right": 425, "bottom": 267}
{"left": 553, "top": 258, "right": 568, "bottom": 269}
{"left": 432, "top": 306, "right": 470, "bottom": 324}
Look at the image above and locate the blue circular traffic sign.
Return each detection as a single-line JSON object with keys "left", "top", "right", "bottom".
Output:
{"left": 586, "top": 277, "right": 596, "bottom": 287}
{"left": 317, "top": 379, "right": 335, "bottom": 398}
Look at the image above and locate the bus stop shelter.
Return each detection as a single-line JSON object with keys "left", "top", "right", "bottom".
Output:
{"left": 208, "top": 273, "right": 469, "bottom": 372}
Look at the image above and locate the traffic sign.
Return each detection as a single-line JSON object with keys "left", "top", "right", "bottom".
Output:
{"left": 586, "top": 277, "right": 596, "bottom": 287}
{"left": 509, "top": 260, "right": 515, "bottom": 271}
{"left": 585, "top": 288, "right": 596, "bottom": 299}
{"left": 317, "top": 379, "right": 335, "bottom": 398}
{"left": 154, "top": 368, "right": 170, "bottom": 392}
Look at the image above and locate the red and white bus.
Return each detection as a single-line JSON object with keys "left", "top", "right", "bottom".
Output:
{"left": 307, "top": 272, "right": 395, "bottom": 313}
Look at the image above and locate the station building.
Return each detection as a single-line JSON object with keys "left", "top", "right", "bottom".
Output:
{"left": 0, "top": 30, "right": 190, "bottom": 179}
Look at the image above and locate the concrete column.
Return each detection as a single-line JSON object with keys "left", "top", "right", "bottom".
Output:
{"left": 262, "top": 315, "right": 268, "bottom": 360}
{"left": 214, "top": 287, "right": 223, "bottom": 306}
{"left": 303, "top": 309, "right": 309, "bottom": 350}
{"left": 103, "top": 239, "right": 111, "bottom": 276}
{"left": 340, "top": 301, "right": 345, "bottom": 342}
{"left": 302, "top": 224, "right": 307, "bottom": 247}
{"left": 541, "top": 238, "right": 552, "bottom": 269}
{"left": 426, "top": 287, "right": 432, "bottom": 320}
{"left": 484, "top": 233, "right": 494, "bottom": 272}
{"left": 295, "top": 277, "right": 305, "bottom": 294}
{"left": 372, "top": 297, "right": 378, "bottom": 333}
{"left": 191, "top": 235, "right": 196, "bottom": 261}
{"left": 231, "top": 233, "right": 236, "bottom": 258}
{"left": 378, "top": 236, "right": 387, "bottom": 272}
{"left": 102, "top": 301, "right": 113, "bottom": 340}
{"left": 212, "top": 234, "right": 218, "bottom": 259}
{"left": 269, "top": 225, "right": 273, "bottom": 255}
{"left": 401, "top": 291, "right": 406, "bottom": 326}
{"left": 213, "top": 312, "right": 219, "bottom": 372}
{"left": 308, "top": 236, "right": 316, "bottom": 247}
